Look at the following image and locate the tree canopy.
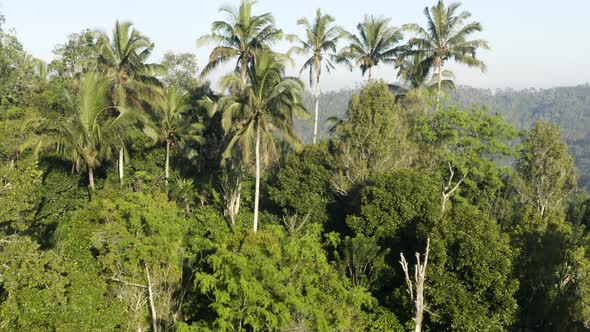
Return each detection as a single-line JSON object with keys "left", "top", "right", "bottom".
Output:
{"left": 2, "top": 1, "right": 590, "bottom": 331}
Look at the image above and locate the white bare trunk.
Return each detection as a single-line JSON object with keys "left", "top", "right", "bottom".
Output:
{"left": 400, "top": 239, "right": 430, "bottom": 332}
{"left": 234, "top": 182, "right": 241, "bottom": 216}
{"left": 253, "top": 122, "right": 261, "bottom": 232}
{"left": 313, "top": 74, "right": 321, "bottom": 144}
{"left": 441, "top": 163, "right": 468, "bottom": 214}
{"left": 118, "top": 147, "right": 124, "bottom": 185}
{"left": 146, "top": 267, "right": 157, "bottom": 332}
{"left": 88, "top": 166, "right": 95, "bottom": 191}
{"left": 227, "top": 194, "right": 237, "bottom": 224}
{"left": 435, "top": 63, "right": 443, "bottom": 112}
{"left": 165, "top": 140, "right": 170, "bottom": 185}
{"left": 224, "top": 172, "right": 242, "bottom": 224}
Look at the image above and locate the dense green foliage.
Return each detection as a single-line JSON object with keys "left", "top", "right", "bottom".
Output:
{"left": 2, "top": 2, "right": 590, "bottom": 331}
{"left": 302, "top": 85, "right": 590, "bottom": 189}
{"left": 452, "top": 85, "right": 590, "bottom": 190}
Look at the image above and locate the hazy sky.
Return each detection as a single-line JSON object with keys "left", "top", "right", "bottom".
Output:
{"left": 1, "top": 0, "right": 589, "bottom": 91}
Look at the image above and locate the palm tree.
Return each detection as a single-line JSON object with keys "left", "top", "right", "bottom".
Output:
{"left": 149, "top": 87, "right": 205, "bottom": 184}
{"left": 33, "top": 59, "right": 48, "bottom": 82}
{"left": 289, "top": 9, "right": 342, "bottom": 144}
{"left": 197, "top": 0, "right": 283, "bottom": 82}
{"left": 336, "top": 15, "right": 403, "bottom": 80}
{"left": 217, "top": 52, "right": 307, "bottom": 232}
{"left": 24, "top": 73, "right": 122, "bottom": 191}
{"left": 395, "top": 52, "right": 455, "bottom": 92}
{"left": 405, "top": 0, "right": 489, "bottom": 111}
{"left": 98, "top": 20, "right": 162, "bottom": 184}
{"left": 199, "top": 93, "right": 247, "bottom": 226}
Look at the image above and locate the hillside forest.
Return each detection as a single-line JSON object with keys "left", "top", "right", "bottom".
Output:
{"left": 2, "top": 1, "right": 590, "bottom": 331}
{"left": 301, "top": 85, "right": 590, "bottom": 189}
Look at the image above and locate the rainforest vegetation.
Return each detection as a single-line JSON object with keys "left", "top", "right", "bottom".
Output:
{"left": 300, "top": 85, "right": 590, "bottom": 190}
{"left": 1, "top": 1, "right": 590, "bottom": 331}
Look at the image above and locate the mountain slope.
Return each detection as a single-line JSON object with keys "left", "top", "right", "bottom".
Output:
{"left": 299, "top": 84, "right": 590, "bottom": 188}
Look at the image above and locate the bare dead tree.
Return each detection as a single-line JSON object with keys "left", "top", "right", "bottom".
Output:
{"left": 108, "top": 266, "right": 159, "bottom": 332}
{"left": 145, "top": 266, "right": 158, "bottom": 332}
{"left": 400, "top": 238, "right": 431, "bottom": 332}
{"left": 442, "top": 162, "right": 468, "bottom": 213}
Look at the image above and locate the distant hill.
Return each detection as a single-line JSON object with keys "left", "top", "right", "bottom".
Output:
{"left": 299, "top": 84, "right": 590, "bottom": 189}
{"left": 296, "top": 88, "right": 359, "bottom": 143}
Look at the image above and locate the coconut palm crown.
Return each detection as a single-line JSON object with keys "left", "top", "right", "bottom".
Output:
{"left": 336, "top": 15, "right": 404, "bottom": 80}
{"left": 197, "top": 0, "right": 283, "bottom": 82}
{"left": 23, "top": 73, "right": 133, "bottom": 191}
{"left": 289, "top": 8, "right": 342, "bottom": 143}
{"left": 404, "top": 0, "right": 489, "bottom": 111}
{"left": 148, "top": 87, "right": 205, "bottom": 183}
{"left": 97, "top": 20, "right": 163, "bottom": 183}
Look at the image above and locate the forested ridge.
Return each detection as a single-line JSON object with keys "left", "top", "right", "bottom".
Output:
{"left": 2, "top": 1, "right": 590, "bottom": 331}
{"left": 299, "top": 84, "right": 590, "bottom": 189}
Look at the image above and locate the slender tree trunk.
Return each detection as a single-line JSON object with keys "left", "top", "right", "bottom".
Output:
{"left": 227, "top": 196, "right": 237, "bottom": 224}
{"left": 400, "top": 239, "right": 430, "bottom": 332}
{"left": 241, "top": 56, "right": 248, "bottom": 83}
{"left": 117, "top": 84, "right": 127, "bottom": 184}
{"left": 234, "top": 181, "right": 241, "bottom": 216}
{"left": 313, "top": 73, "right": 321, "bottom": 144}
{"left": 88, "top": 166, "right": 95, "bottom": 191}
{"left": 165, "top": 140, "right": 170, "bottom": 185}
{"left": 368, "top": 67, "right": 372, "bottom": 81}
{"left": 414, "top": 277, "right": 425, "bottom": 332}
{"left": 118, "top": 147, "right": 124, "bottom": 185}
{"left": 441, "top": 163, "right": 468, "bottom": 214}
{"left": 146, "top": 266, "right": 158, "bottom": 332}
{"left": 435, "top": 62, "right": 443, "bottom": 112}
{"left": 253, "top": 122, "right": 261, "bottom": 232}
{"left": 224, "top": 167, "right": 242, "bottom": 224}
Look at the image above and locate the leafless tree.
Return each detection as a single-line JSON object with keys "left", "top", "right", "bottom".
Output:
{"left": 400, "top": 238, "right": 430, "bottom": 332}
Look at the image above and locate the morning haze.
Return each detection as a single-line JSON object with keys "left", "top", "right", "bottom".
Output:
{"left": 2, "top": 0, "right": 589, "bottom": 91}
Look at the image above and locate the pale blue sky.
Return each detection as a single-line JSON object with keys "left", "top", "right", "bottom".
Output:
{"left": 1, "top": 0, "right": 589, "bottom": 91}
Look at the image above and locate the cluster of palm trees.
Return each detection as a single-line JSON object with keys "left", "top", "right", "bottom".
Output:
{"left": 27, "top": 21, "right": 201, "bottom": 191}
{"left": 337, "top": 2, "right": 488, "bottom": 113}
{"left": 200, "top": 0, "right": 488, "bottom": 145}
{"left": 197, "top": 0, "right": 309, "bottom": 231}
{"left": 26, "top": 0, "right": 488, "bottom": 233}
{"left": 197, "top": 0, "right": 488, "bottom": 230}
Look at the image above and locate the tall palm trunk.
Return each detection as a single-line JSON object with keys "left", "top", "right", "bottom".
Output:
{"left": 238, "top": 55, "right": 248, "bottom": 226}
{"left": 253, "top": 121, "right": 261, "bottom": 232}
{"left": 435, "top": 61, "right": 443, "bottom": 112}
{"left": 118, "top": 148, "right": 124, "bottom": 184}
{"left": 240, "top": 55, "right": 248, "bottom": 83}
{"left": 88, "top": 166, "right": 95, "bottom": 191}
{"left": 117, "top": 84, "right": 126, "bottom": 185}
{"left": 313, "top": 72, "right": 321, "bottom": 144}
{"left": 234, "top": 179, "right": 241, "bottom": 216}
{"left": 165, "top": 140, "right": 170, "bottom": 184}
{"left": 368, "top": 67, "right": 372, "bottom": 81}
